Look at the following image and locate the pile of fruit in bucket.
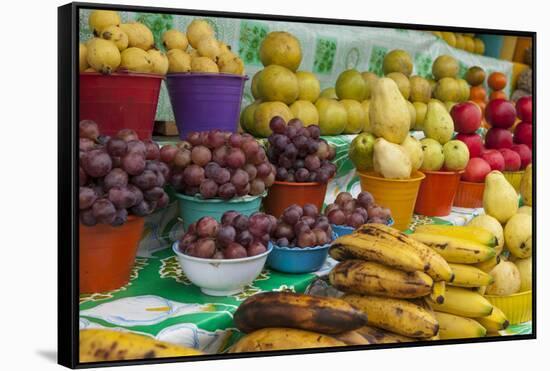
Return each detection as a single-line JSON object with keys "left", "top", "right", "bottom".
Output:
{"left": 79, "top": 120, "right": 169, "bottom": 226}
{"left": 80, "top": 10, "right": 244, "bottom": 76}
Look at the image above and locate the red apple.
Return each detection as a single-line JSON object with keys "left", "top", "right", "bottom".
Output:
{"left": 511, "top": 144, "right": 532, "bottom": 169}
{"left": 456, "top": 133, "right": 484, "bottom": 158}
{"left": 485, "top": 128, "right": 513, "bottom": 149}
{"left": 481, "top": 149, "right": 505, "bottom": 171}
{"left": 516, "top": 96, "right": 532, "bottom": 123}
{"left": 462, "top": 158, "right": 492, "bottom": 183}
{"left": 451, "top": 102, "right": 482, "bottom": 134}
{"left": 514, "top": 122, "right": 533, "bottom": 149}
{"left": 498, "top": 148, "right": 521, "bottom": 171}
{"left": 485, "top": 99, "right": 517, "bottom": 129}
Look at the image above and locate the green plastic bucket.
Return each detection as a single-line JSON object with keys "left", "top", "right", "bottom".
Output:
{"left": 174, "top": 192, "right": 266, "bottom": 230}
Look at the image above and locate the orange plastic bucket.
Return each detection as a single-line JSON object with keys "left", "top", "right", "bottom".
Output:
{"left": 415, "top": 170, "right": 463, "bottom": 216}
{"left": 79, "top": 216, "right": 145, "bottom": 294}
{"left": 357, "top": 171, "right": 425, "bottom": 231}
{"left": 453, "top": 180, "right": 485, "bottom": 208}
{"left": 263, "top": 181, "right": 328, "bottom": 218}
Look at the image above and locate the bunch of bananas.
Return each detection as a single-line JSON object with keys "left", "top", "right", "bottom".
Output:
{"left": 408, "top": 224, "right": 510, "bottom": 338}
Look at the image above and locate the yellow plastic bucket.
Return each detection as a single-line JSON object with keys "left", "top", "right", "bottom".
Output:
{"left": 503, "top": 170, "right": 525, "bottom": 192}
{"left": 485, "top": 290, "right": 532, "bottom": 325}
{"left": 357, "top": 171, "right": 425, "bottom": 231}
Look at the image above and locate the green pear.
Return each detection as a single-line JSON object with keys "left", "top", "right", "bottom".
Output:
{"left": 519, "top": 164, "right": 532, "bottom": 206}
{"left": 349, "top": 133, "right": 376, "bottom": 171}
{"left": 483, "top": 171, "right": 519, "bottom": 223}
{"left": 420, "top": 138, "right": 444, "bottom": 171}
{"left": 443, "top": 140, "right": 470, "bottom": 171}
{"left": 423, "top": 100, "right": 454, "bottom": 144}
{"left": 401, "top": 136, "right": 424, "bottom": 172}
{"left": 369, "top": 78, "right": 410, "bottom": 144}
{"left": 335, "top": 69, "right": 366, "bottom": 100}
{"left": 373, "top": 138, "right": 412, "bottom": 179}
{"left": 504, "top": 213, "right": 532, "bottom": 259}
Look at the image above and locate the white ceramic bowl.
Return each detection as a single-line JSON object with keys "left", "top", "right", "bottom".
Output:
{"left": 172, "top": 242, "right": 272, "bottom": 296}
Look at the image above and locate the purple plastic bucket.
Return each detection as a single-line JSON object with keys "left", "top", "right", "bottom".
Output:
{"left": 166, "top": 73, "right": 248, "bottom": 139}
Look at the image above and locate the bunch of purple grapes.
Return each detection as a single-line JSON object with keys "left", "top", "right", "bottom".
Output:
{"left": 267, "top": 117, "right": 337, "bottom": 184}
{"left": 79, "top": 120, "right": 169, "bottom": 227}
{"left": 160, "top": 131, "right": 275, "bottom": 199}
{"left": 272, "top": 204, "right": 334, "bottom": 248}
{"left": 178, "top": 212, "right": 276, "bottom": 259}
{"left": 324, "top": 191, "right": 392, "bottom": 228}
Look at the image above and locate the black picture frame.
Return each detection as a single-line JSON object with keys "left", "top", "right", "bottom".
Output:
{"left": 58, "top": 2, "right": 536, "bottom": 368}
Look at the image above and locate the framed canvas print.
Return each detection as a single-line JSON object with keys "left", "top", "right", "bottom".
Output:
{"left": 58, "top": 2, "right": 536, "bottom": 368}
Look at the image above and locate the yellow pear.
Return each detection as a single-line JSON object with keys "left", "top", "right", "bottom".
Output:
{"left": 295, "top": 71, "right": 321, "bottom": 102}
{"left": 519, "top": 164, "right": 532, "bottom": 206}
{"left": 369, "top": 78, "right": 410, "bottom": 144}
{"left": 373, "top": 138, "right": 412, "bottom": 179}
{"left": 504, "top": 213, "right": 532, "bottom": 259}
{"left": 423, "top": 100, "right": 454, "bottom": 144}
{"left": 290, "top": 100, "right": 319, "bottom": 126}
{"left": 401, "top": 136, "right": 424, "bottom": 172}
{"left": 340, "top": 100, "right": 365, "bottom": 134}
{"left": 483, "top": 171, "right": 519, "bottom": 224}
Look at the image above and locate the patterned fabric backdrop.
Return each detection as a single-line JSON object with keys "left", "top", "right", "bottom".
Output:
{"left": 79, "top": 9, "right": 514, "bottom": 121}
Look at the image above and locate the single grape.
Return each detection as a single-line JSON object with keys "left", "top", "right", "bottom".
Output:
{"left": 157, "top": 162, "right": 170, "bottom": 179}
{"left": 83, "top": 149, "right": 113, "bottom": 178}
{"left": 357, "top": 192, "right": 375, "bottom": 209}
{"left": 193, "top": 238, "right": 216, "bottom": 258}
{"left": 103, "top": 168, "right": 128, "bottom": 190}
{"left": 80, "top": 138, "right": 95, "bottom": 152}
{"left": 284, "top": 143, "right": 298, "bottom": 159}
{"left": 191, "top": 145, "right": 212, "bottom": 166}
{"left": 249, "top": 178, "right": 266, "bottom": 196}
{"left": 286, "top": 126, "right": 298, "bottom": 139}
{"left": 292, "top": 135, "right": 308, "bottom": 151}
{"left": 199, "top": 179, "right": 218, "bottom": 199}
{"left": 298, "top": 230, "right": 316, "bottom": 248}
{"left": 241, "top": 140, "right": 260, "bottom": 159}
{"left": 276, "top": 167, "right": 288, "bottom": 181}
{"left": 92, "top": 198, "right": 117, "bottom": 224}
{"left": 243, "top": 163, "right": 257, "bottom": 180}
{"left": 287, "top": 118, "right": 303, "bottom": 130}
{"left": 307, "top": 125, "right": 321, "bottom": 139}
{"left": 355, "top": 207, "right": 369, "bottom": 220}
{"left": 233, "top": 215, "right": 249, "bottom": 231}
{"left": 274, "top": 222, "right": 295, "bottom": 240}
{"left": 314, "top": 216, "right": 330, "bottom": 232}
{"left": 80, "top": 208, "right": 97, "bottom": 226}
{"left": 221, "top": 210, "right": 239, "bottom": 226}
{"left": 143, "top": 140, "right": 160, "bottom": 160}
{"left": 275, "top": 237, "right": 289, "bottom": 247}
{"left": 144, "top": 187, "right": 165, "bottom": 201}
{"left": 196, "top": 216, "right": 219, "bottom": 238}
{"left": 108, "top": 186, "right": 137, "bottom": 209}
{"left": 248, "top": 213, "right": 271, "bottom": 238}
{"left": 218, "top": 182, "right": 236, "bottom": 200}
{"left": 335, "top": 192, "right": 354, "bottom": 207}
{"left": 347, "top": 212, "right": 365, "bottom": 228}
{"left": 79, "top": 187, "right": 97, "bottom": 210}
{"left": 217, "top": 225, "right": 236, "bottom": 247}
{"left": 111, "top": 208, "right": 129, "bottom": 227}
{"left": 224, "top": 242, "right": 247, "bottom": 259}
{"left": 179, "top": 232, "right": 197, "bottom": 251}
{"left": 262, "top": 172, "right": 275, "bottom": 187}
{"left": 247, "top": 242, "right": 267, "bottom": 257}
{"left": 182, "top": 164, "right": 205, "bottom": 187}
{"left": 231, "top": 169, "right": 250, "bottom": 189}
{"left": 235, "top": 230, "right": 253, "bottom": 247}
{"left": 116, "top": 129, "right": 138, "bottom": 142}
{"left": 324, "top": 203, "right": 340, "bottom": 215}
{"left": 126, "top": 184, "right": 144, "bottom": 204}
{"left": 274, "top": 134, "right": 290, "bottom": 151}
{"left": 186, "top": 132, "right": 202, "bottom": 146}
{"left": 282, "top": 207, "right": 300, "bottom": 225}
{"left": 341, "top": 200, "right": 357, "bottom": 215}
{"left": 312, "top": 228, "right": 329, "bottom": 245}
{"left": 207, "top": 130, "right": 226, "bottom": 149}
{"left": 228, "top": 133, "right": 243, "bottom": 148}
{"left": 212, "top": 145, "right": 229, "bottom": 166}
{"left": 131, "top": 170, "right": 157, "bottom": 190}
{"left": 121, "top": 152, "right": 146, "bottom": 176}
{"left": 235, "top": 182, "right": 251, "bottom": 197}
{"left": 327, "top": 209, "right": 346, "bottom": 225}
{"left": 295, "top": 168, "right": 310, "bottom": 182}
{"left": 79, "top": 120, "right": 99, "bottom": 140}
{"left": 226, "top": 148, "right": 246, "bottom": 168}
{"left": 316, "top": 141, "right": 329, "bottom": 160}
{"left": 269, "top": 116, "right": 287, "bottom": 134}
{"left": 304, "top": 155, "right": 321, "bottom": 171}
{"left": 126, "top": 140, "right": 146, "bottom": 156}
{"left": 302, "top": 203, "right": 319, "bottom": 218}
{"left": 307, "top": 140, "right": 320, "bottom": 154}
{"left": 159, "top": 144, "right": 178, "bottom": 164}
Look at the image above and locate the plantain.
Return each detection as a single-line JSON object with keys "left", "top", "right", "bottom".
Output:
{"left": 356, "top": 224, "right": 454, "bottom": 282}
{"left": 331, "top": 330, "right": 371, "bottom": 345}
{"left": 331, "top": 228, "right": 426, "bottom": 273}
{"left": 233, "top": 291, "right": 368, "bottom": 335}
{"left": 329, "top": 260, "right": 433, "bottom": 298}
{"left": 343, "top": 294, "right": 439, "bottom": 338}
{"left": 429, "top": 286, "right": 493, "bottom": 318}
{"left": 414, "top": 224, "right": 497, "bottom": 247}
{"left": 448, "top": 263, "right": 494, "bottom": 288}
{"left": 474, "top": 255, "right": 501, "bottom": 273}
{"left": 79, "top": 329, "right": 202, "bottom": 362}
{"left": 355, "top": 325, "right": 415, "bottom": 344}
{"left": 475, "top": 306, "right": 509, "bottom": 332}
{"left": 409, "top": 232, "right": 496, "bottom": 264}
{"left": 229, "top": 328, "right": 345, "bottom": 353}
{"left": 430, "top": 281, "right": 446, "bottom": 304}
{"left": 435, "top": 312, "right": 487, "bottom": 339}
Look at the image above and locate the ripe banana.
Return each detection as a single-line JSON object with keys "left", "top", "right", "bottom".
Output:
{"left": 434, "top": 312, "right": 487, "bottom": 339}
{"left": 343, "top": 294, "right": 439, "bottom": 338}
{"left": 79, "top": 329, "right": 202, "bottom": 362}
{"left": 330, "top": 232, "right": 426, "bottom": 273}
{"left": 329, "top": 260, "right": 433, "bottom": 298}
{"left": 474, "top": 255, "right": 501, "bottom": 273}
{"left": 429, "top": 286, "right": 493, "bottom": 317}
{"left": 229, "top": 328, "right": 345, "bottom": 353}
{"left": 410, "top": 232, "right": 496, "bottom": 264}
{"left": 414, "top": 225, "right": 497, "bottom": 247}
{"left": 355, "top": 325, "right": 414, "bottom": 344}
{"left": 430, "top": 281, "right": 446, "bottom": 304}
{"left": 448, "top": 263, "right": 494, "bottom": 288}
{"left": 233, "top": 291, "right": 368, "bottom": 335}
{"left": 331, "top": 330, "right": 371, "bottom": 345}
{"left": 356, "top": 224, "right": 454, "bottom": 282}
{"left": 476, "top": 306, "right": 509, "bottom": 333}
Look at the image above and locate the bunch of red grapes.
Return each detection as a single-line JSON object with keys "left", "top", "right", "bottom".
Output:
{"left": 272, "top": 204, "right": 334, "bottom": 248}
{"left": 267, "top": 117, "right": 337, "bottom": 183}
{"left": 79, "top": 120, "right": 169, "bottom": 227}
{"left": 160, "top": 131, "right": 276, "bottom": 199}
{"left": 324, "top": 191, "right": 392, "bottom": 228}
{"left": 178, "top": 212, "right": 276, "bottom": 259}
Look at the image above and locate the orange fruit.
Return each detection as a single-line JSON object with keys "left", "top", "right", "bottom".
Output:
{"left": 473, "top": 99, "right": 486, "bottom": 116}
{"left": 470, "top": 86, "right": 487, "bottom": 101}
{"left": 490, "top": 90, "right": 507, "bottom": 100}
{"left": 488, "top": 72, "right": 507, "bottom": 90}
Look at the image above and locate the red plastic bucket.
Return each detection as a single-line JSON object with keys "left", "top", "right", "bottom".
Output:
{"left": 79, "top": 72, "right": 163, "bottom": 139}
{"left": 166, "top": 73, "right": 247, "bottom": 139}
{"left": 415, "top": 170, "right": 463, "bottom": 216}
{"left": 453, "top": 180, "right": 485, "bottom": 208}
{"left": 263, "top": 181, "right": 328, "bottom": 218}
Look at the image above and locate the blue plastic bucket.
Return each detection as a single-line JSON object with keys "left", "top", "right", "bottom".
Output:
{"left": 165, "top": 73, "right": 248, "bottom": 139}
{"left": 174, "top": 192, "right": 265, "bottom": 231}
{"left": 331, "top": 218, "right": 395, "bottom": 237}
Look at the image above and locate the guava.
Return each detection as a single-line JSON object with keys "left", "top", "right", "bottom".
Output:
{"left": 101, "top": 25, "right": 128, "bottom": 52}
{"left": 120, "top": 23, "right": 154, "bottom": 51}
{"left": 162, "top": 29, "right": 188, "bottom": 51}
{"left": 191, "top": 56, "right": 219, "bottom": 73}
{"left": 257, "top": 65, "right": 299, "bottom": 104}
{"left": 147, "top": 49, "right": 169, "bottom": 75}
{"left": 349, "top": 133, "right": 376, "bottom": 171}
{"left": 89, "top": 10, "right": 120, "bottom": 35}
{"left": 336, "top": 69, "right": 366, "bottom": 101}
{"left": 260, "top": 31, "right": 302, "bottom": 71}
{"left": 120, "top": 47, "right": 153, "bottom": 73}
{"left": 187, "top": 19, "right": 215, "bottom": 49}
{"left": 167, "top": 49, "right": 191, "bottom": 73}
{"left": 86, "top": 38, "right": 121, "bottom": 74}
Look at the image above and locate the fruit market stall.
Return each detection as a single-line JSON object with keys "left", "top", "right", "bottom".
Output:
{"left": 77, "top": 9, "right": 533, "bottom": 362}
